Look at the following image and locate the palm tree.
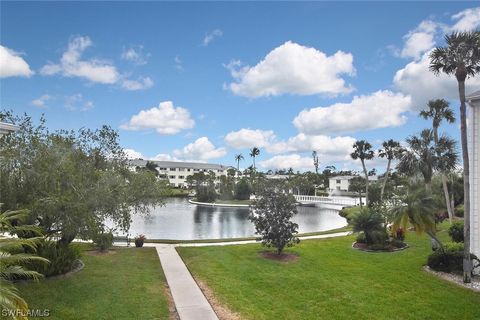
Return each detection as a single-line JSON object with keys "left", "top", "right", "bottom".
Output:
{"left": 350, "top": 140, "right": 374, "bottom": 206}
{"left": 0, "top": 210, "right": 49, "bottom": 317}
{"left": 430, "top": 30, "right": 480, "bottom": 283}
{"left": 234, "top": 154, "right": 244, "bottom": 172}
{"left": 389, "top": 186, "right": 442, "bottom": 250}
{"left": 397, "top": 129, "right": 457, "bottom": 194}
{"left": 312, "top": 151, "right": 319, "bottom": 174}
{"left": 378, "top": 139, "right": 403, "bottom": 202}
{"left": 250, "top": 147, "right": 260, "bottom": 171}
{"left": 420, "top": 99, "right": 456, "bottom": 222}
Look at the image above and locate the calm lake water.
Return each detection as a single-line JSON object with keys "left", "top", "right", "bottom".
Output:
{"left": 121, "top": 197, "right": 347, "bottom": 240}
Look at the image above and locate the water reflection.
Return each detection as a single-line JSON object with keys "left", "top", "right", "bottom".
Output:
{"left": 123, "top": 197, "right": 347, "bottom": 240}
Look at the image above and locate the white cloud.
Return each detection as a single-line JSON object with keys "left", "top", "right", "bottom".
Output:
{"left": 124, "top": 148, "right": 145, "bottom": 159}
{"left": 121, "top": 101, "right": 195, "bottom": 135}
{"left": 224, "top": 128, "right": 276, "bottom": 149}
{"left": 399, "top": 20, "right": 440, "bottom": 60}
{"left": 259, "top": 154, "right": 314, "bottom": 171}
{"left": 121, "top": 45, "right": 149, "bottom": 65}
{"left": 31, "top": 94, "right": 53, "bottom": 108}
{"left": 152, "top": 153, "right": 179, "bottom": 161}
{"left": 0, "top": 45, "right": 34, "bottom": 78}
{"left": 393, "top": 51, "right": 480, "bottom": 108}
{"left": 293, "top": 90, "right": 412, "bottom": 135}
{"left": 173, "top": 137, "right": 226, "bottom": 161}
{"left": 266, "top": 134, "right": 356, "bottom": 156}
{"left": 64, "top": 94, "right": 94, "bottom": 111}
{"left": 225, "top": 41, "right": 355, "bottom": 98}
{"left": 121, "top": 76, "right": 154, "bottom": 91}
{"left": 40, "top": 36, "right": 120, "bottom": 84}
{"left": 174, "top": 55, "right": 183, "bottom": 71}
{"left": 202, "top": 29, "right": 223, "bottom": 46}
{"left": 451, "top": 7, "right": 480, "bottom": 32}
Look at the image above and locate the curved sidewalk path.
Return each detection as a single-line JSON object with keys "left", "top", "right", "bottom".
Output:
{"left": 146, "top": 231, "right": 350, "bottom": 320}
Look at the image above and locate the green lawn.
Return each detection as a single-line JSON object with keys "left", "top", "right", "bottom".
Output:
{"left": 178, "top": 229, "right": 480, "bottom": 320}
{"left": 18, "top": 247, "right": 170, "bottom": 320}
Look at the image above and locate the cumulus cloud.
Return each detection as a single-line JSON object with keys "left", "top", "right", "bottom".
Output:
{"left": 64, "top": 94, "right": 94, "bottom": 111}
{"left": 202, "top": 29, "right": 223, "bottom": 46}
{"left": 393, "top": 51, "right": 480, "bottom": 108}
{"left": 398, "top": 20, "right": 441, "bottom": 60}
{"left": 266, "top": 134, "right": 356, "bottom": 156}
{"left": 121, "top": 76, "right": 154, "bottom": 91}
{"left": 224, "top": 128, "right": 276, "bottom": 149}
{"left": 121, "top": 101, "right": 195, "bottom": 135}
{"left": 124, "top": 148, "right": 145, "bottom": 159}
{"left": 31, "top": 94, "right": 53, "bottom": 108}
{"left": 451, "top": 7, "right": 480, "bottom": 32}
{"left": 40, "top": 36, "right": 120, "bottom": 84}
{"left": 259, "top": 154, "right": 314, "bottom": 171}
{"left": 0, "top": 45, "right": 34, "bottom": 78}
{"left": 293, "top": 90, "right": 412, "bottom": 135}
{"left": 225, "top": 41, "right": 355, "bottom": 98}
{"left": 173, "top": 137, "right": 226, "bottom": 161}
{"left": 121, "top": 45, "right": 149, "bottom": 65}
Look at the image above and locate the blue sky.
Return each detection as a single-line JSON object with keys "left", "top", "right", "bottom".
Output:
{"left": 1, "top": 2, "right": 480, "bottom": 172}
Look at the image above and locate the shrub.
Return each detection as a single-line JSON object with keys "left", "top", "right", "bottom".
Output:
{"left": 356, "top": 232, "right": 366, "bottom": 244}
{"left": 29, "top": 240, "right": 81, "bottom": 277}
{"left": 390, "top": 239, "right": 407, "bottom": 249}
{"left": 92, "top": 231, "right": 114, "bottom": 251}
{"left": 351, "top": 209, "right": 385, "bottom": 245}
{"left": 135, "top": 234, "right": 146, "bottom": 248}
{"left": 448, "top": 221, "right": 464, "bottom": 243}
{"left": 339, "top": 206, "right": 361, "bottom": 223}
{"left": 427, "top": 242, "right": 478, "bottom": 273}
{"left": 454, "top": 204, "right": 464, "bottom": 217}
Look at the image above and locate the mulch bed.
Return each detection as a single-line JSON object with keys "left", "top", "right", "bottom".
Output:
{"left": 258, "top": 251, "right": 299, "bottom": 262}
{"left": 352, "top": 242, "right": 409, "bottom": 253}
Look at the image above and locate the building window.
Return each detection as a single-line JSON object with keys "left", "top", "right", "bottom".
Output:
{"left": 336, "top": 179, "right": 341, "bottom": 184}
{"left": 159, "top": 167, "right": 167, "bottom": 171}
{"left": 169, "top": 175, "right": 176, "bottom": 179}
{"left": 187, "top": 168, "right": 191, "bottom": 172}
{"left": 178, "top": 168, "right": 185, "bottom": 171}
{"left": 169, "top": 168, "right": 176, "bottom": 171}
{"left": 178, "top": 176, "right": 185, "bottom": 179}
{"left": 194, "top": 169, "right": 199, "bottom": 172}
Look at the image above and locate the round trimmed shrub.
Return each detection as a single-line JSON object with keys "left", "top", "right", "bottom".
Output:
{"left": 448, "top": 221, "right": 464, "bottom": 243}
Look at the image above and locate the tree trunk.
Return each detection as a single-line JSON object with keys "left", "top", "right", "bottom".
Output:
{"left": 458, "top": 79, "right": 472, "bottom": 283}
{"left": 361, "top": 160, "right": 369, "bottom": 207}
{"left": 380, "top": 159, "right": 391, "bottom": 203}
{"left": 441, "top": 175, "right": 454, "bottom": 223}
{"left": 358, "top": 191, "right": 363, "bottom": 209}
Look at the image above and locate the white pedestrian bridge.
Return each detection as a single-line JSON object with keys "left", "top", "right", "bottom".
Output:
{"left": 293, "top": 195, "right": 359, "bottom": 207}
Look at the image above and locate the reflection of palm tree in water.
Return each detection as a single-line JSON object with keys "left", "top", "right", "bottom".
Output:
{"left": 193, "top": 206, "right": 215, "bottom": 239}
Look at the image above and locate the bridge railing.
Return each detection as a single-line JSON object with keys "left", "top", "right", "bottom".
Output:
{"left": 293, "top": 195, "right": 358, "bottom": 206}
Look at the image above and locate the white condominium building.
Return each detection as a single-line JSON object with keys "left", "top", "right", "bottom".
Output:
{"left": 128, "top": 159, "right": 233, "bottom": 187}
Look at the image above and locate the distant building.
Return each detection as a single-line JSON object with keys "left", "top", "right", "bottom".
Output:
{"left": 0, "top": 122, "right": 19, "bottom": 137}
{"left": 328, "top": 175, "right": 378, "bottom": 193}
{"left": 128, "top": 159, "right": 234, "bottom": 188}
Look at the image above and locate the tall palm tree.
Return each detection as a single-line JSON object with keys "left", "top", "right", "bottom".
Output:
{"left": 350, "top": 140, "right": 374, "bottom": 206}
{"left": 378, "top": 139, "right": 403, "bottom": 202}
{"left": 234, "top": 154, "right": 244, "bottom": 172}
{"left": 397, "top": 129, "right": 457, "bottom": 194}
{"left": 430, "top": 30, "right": 480, "bottom": 283}
{"left": 250, "top": 147, "right": 260, "bottom": 171}
{"left": 0, "top": 210, "right": 49, "bottom": 317}
{"left": 420, "top": 99, "right": 456, "bottom": 222}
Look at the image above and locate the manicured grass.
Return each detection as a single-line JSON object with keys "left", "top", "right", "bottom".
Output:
{"left": 178, "top": 228, "right": 480, "bottom": 320}
{"left": 167, "top": 187, "right": 191, "bottom": 197}
{"left": 18, "top": 247, "right": 170, "bottom": 320}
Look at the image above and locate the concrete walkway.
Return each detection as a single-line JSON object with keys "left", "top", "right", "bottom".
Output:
{"left": 148, "top": 231, "right": 351, "bottom": 320}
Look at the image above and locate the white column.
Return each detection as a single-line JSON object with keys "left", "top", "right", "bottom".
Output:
{"left": 467, "top": 91, "right": 480, "bottom": 265}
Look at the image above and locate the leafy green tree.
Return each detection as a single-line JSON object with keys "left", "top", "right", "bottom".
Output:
{"left": 234, "top": 178, "right": 252, "bottom": 200}
{"left": 378, "top": 139, "right": 404, "bottom": 202}
{"left": 249, "top": 147, "right": 260, "bottom": 171}
{"left": 420, "top": 99, "right": 456, "bottom": 222}
{"left": 430, "top": 30, "right": 480, "bottom": 283}
{"left": 249, "top": 181, "right": 299, "bottom": 254}
{"left": 350, "top": 140, "right": 374, "bottom": 206}
{"left": 0, "top": 210, "right": 49, "bottom": 317}
{"left": 0, "top": 112, "right": 167, "bottom": 244}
